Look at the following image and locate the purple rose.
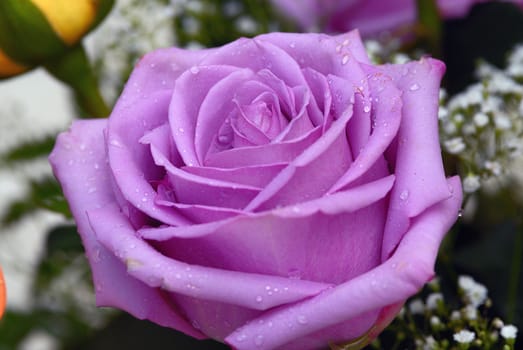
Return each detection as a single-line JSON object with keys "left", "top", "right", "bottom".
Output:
{"left": 50, "top": 30, "right": 461, "bottom": 349}
{"left": 272, "top": 0, "right": 523, "bottom": 35}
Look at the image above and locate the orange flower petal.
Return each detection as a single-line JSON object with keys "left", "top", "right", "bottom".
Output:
{"left": 0, "top": 267, "right": 5, "bottom": 319}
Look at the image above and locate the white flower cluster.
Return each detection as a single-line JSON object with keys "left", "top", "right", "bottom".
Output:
{"left": 392, "top": 274, "right": 519, "bottom": 350}
{"left": 439, "top": 45, "right": 523, "bottom": 193}
{"left": 458, "top": 275, "right": 488, "bottom": 308}
{"left": 88, "top": 0, "right": 179, "bottom": 102}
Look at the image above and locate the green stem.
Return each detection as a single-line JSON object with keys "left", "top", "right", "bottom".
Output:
{"left": 44, "top": 44, "right": 110, "bottom": 118}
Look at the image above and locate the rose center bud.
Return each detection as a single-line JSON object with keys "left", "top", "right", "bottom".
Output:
{"left": 243, "top": 101, "right": 273, "bottom": 134}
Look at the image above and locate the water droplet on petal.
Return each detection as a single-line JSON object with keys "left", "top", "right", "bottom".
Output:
{"left": 409, "top": 83, "right": 420, "bottom": 91}
{"left": 190, "top": 66, "right": 200, "bottom": 74}
{"left": 236, "top": 334, "right": 247, "bottom": 342}
{"left": 297, "top": 315, "right": 308, "bottom": 325}
{"left": 341, "top": 55, "right": 350, "bottom": 65}
{"left": 110, "top": 139, "right": 123, "bottom": 148}
{"left": 287, "top": 268, "right": 302, "bottom": 280}
{"left": 254, "top": 335, "right": 264, "bottom": 346}
{"left": 255, "top": 295, "right": 263, "bottom": 303}
{"left": 363, "top": 105, "right": 371, "bottom": 113}
{"left": 399, "top": 190, "right": 409, "bottom": 201}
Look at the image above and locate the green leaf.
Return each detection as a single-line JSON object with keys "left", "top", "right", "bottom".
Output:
{"left": 0, "top": 133, "right": 57, "bottom": 164}
{"left": 1, "top": 176, "right": 70, "bottom": 225}
{"left": 45, "top": 224, "right": 84, "bottom": 256}
{"left": 0, "top": 0, "right": 67, "bottom": 65}
{"left": 416, "top": 0, "right": 442, "bottom": 56}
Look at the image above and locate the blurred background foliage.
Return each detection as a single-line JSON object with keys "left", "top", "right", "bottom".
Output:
{"left": 0, "top": 0, "right": 522, "bottom": 349}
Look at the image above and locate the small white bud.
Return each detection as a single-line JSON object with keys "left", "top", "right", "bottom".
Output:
{"left": 444, "top": 137, "right": 466, "bottom": 154}
{"left": 463, "top": 175, "right": 481, "bottom": 193}
{"left": 500, "top": 325, "right": 518, "bottom": 339}
{"left": 473, "top": 112, "right": 489, "bottom": 127}
{"left": 454, "top": 330, "right": 476, "bottom": 344}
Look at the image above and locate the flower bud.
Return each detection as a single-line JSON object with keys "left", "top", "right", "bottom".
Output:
{"left": 0, "top": 0, "right": 114, "bottom": 78}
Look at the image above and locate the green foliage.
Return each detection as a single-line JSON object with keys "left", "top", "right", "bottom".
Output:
{"left": 1, "top": 176, "right": 70, "bottom": 226}
{"left": 174, "top": 0, "right": 295, "bottom": 48}
{"left": 0, "top": 133, "right": 57, "bottom": 164}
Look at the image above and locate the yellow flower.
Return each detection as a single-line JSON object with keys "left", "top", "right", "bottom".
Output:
{"left": 0, "top": 0, "right": 114, "bottom": 78}
{"left": 31, "top": 0, "right": 99, "bottom": 46}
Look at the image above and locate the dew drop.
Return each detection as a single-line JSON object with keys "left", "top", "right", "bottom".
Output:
{"left": 236, "top": 334, "right": 247, "bottom": 342}
{"left": 217, "top": 134, "right": 231, "bottom": 145}
{"left": 287, "top": 268, "right": 302, "bottom": 280}
{"left": 409, "top": 83, "right": 420, "bottom": 91}
{"left": 254, "top": 335, "right": 264, "bottom": 347}
{"left": 87, "top": 187, "right": 97, "bottom": 194}
{"left": 363, "top": 105, "right": 371, "bottom": 113}
{"left": 289, "top": 42, "right": 296, "bottom": 48}
{"left": 399, "top": 190, "right": 409, "bottom": 201}
{"left": 255, "top": 295, "right": 263, "bottom": 303}
{"left": 190, "top": 66, "right": 200, "bottom": 74}
{"left": 178, "top": 127, "right": 185, "bottom": 133}
{"left": 110, "top": 139, "right": 123, "bottom": 148}
{"left": 296, "top": 315, "right": 308, "bottom": 325}
{"left": 341, "top": 55, "right": 350, "bottom": 65}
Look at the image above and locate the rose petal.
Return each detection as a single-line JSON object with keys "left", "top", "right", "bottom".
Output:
{"left": 245, "top": 102, "right": 353, "bottom": 211}
{"left": 329, "top": 68, "right": 402, "bottom": 193}
{"left": 149, "top": 143, "right": 261, "bottom": 209}
{"left": 49, "top": 120, "right": 204, "bottom": 339}
{"left": 201, "top": 38, "right": 308, "bottom": 88}
{"left": 380, "top": 58, "right": 452, "bottom": 260}
{"left": 87, "top": 204, "right": 332, "bottom": 312}
{"left": 195, "top": 69, "right": 256, "bottom": 162}
{"left": 138, "top": 176, "right": 393, "bottom": 286}
{"left": 204, "top": 126, "right": 321, "bottom": 168}
{"left": 170, "top": 65, "right": 240, "bottom": 166}
{"left": 182, "top": 163, "right": 287, "bottom": 188}
{"left": 107, "top": 91, "right": 189, "bottom": 226}
{"left": 258, "top": 31, "right": 371, "bottom": 76}
{"left": 225, "top": 177, "right": 462, "bottom": 350}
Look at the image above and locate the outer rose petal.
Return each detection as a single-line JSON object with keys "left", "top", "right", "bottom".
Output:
{"left": 226, "top": 177, "right": 462, "bottom": 350}
{"left": 380, "top": 58, "right": 452, "bottom": 260}
{"left": 48, "top": 120, "right": 205, "bottom": 339}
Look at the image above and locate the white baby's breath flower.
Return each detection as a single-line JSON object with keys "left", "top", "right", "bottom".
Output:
{"left": 493, "top": 318, "right": 504, "bottom": 329}
{"left": 430, "top": 315, "right": 441, "bottom": 327}
{"left": 451, "top": 310, "right": 461, "bottom": 321}
{"left": 463, "top": 174, "right": 481, "bottom": 193}
{"left": 484, "top": 161, "right": 502, "bottom": 176}
{"left": 500, "top": 324, "right": 518, "bottom": 339}
{"left": 423, "top": 336, "right": 437, "bottom": 350}
{"left": 426, "top": 293, "right": 443, "bottom": 310}
{"left": 463, "top": 305, "right": 478, "bottom": 320}
{"left": 473, "top": 112, "right": 489, "bottom": 127}
{"left": 444, "top": 137, "right": 466, "bottom": 154}
{"left": 409, "top": 298, "right": 425, "bottom": 315}
{"left": 454, "top": 329, "right": 476, "bottom": 344}
{"left": 459, "top": 275, "right": 488, "bottom": 307}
